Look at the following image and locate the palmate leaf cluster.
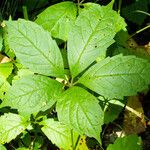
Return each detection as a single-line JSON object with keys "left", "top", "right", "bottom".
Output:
{"left": 0, "top": 1, "right": 149, "bottom": 149}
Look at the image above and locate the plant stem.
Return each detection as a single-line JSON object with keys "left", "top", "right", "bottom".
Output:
{"left": 64, "top": 42, "right": 67, "bottom": 50}
{"left": 22, "top": 6, "right": 29, "bottom": 20}
{"left": 74, "top": 135, "right": 80, "bottom": 150}
{"left": 135, "top": 10, "right": 150, "bottom": 17}
{"left": 101, "top": 124, "right": 109, "bottom": 139}
{"left": 129, "top": 24, "right": 150, "bottom": 39}
{"left": 71, "top": 129, "right": 75, "bottom": 150}
{"left": 118, "top": 0, "right": 122, "bottom": 14}
{"left": 99, "top": 145, "right": 105, "bottom": 150}
{"left": 80, "top": 0, "right": 85, "bottom": 4}
{"left": 77, "top": 0, "right": 80, "bottom": 14}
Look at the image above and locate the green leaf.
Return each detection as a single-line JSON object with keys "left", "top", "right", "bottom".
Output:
{"left": 14, "top": 68, "right": 34, "bottom": 81}
{"left": 2, "top": 22, "right": 15, "bottom": 58}
{"left": 107, "top": 134, "right": 142, "bottom": 150}
{"left": 35, "top": 2, "right": 77, "bottom": 41}
{"left": 99, "top": 98, "right": 125, "bottom": 124}
{"left": 0, "top": 62, "right": 13, "bottom": 99}
{"left": 13, "top": 63, "right": 34, "bottom": 82}
{"left": 105, "top": 0, "right": 115, "bottom": 9}
{"left": 16, "top": 148, "right": 29, "bottom": 150}
{"left": 68, "top": 3, "right": 117, "bottom": 78}
{"left": 0, "top": 62, "right": 13, "bottom": 79}
{"left": 0, "top": 79, "right": 3, "bottom": 91}
{"left": 0, "top": 113, "right": 28, "bottom": 144}
{"left": 6, "top": 19, "right": 64, "bottom": 78}
{"left": 41, "top": 119, "right": 78, "bottom": 149}
{"left": 0, "top": 81, "right": 10, "bottom": 100}
{"left": 21, "top": 132, "right": 31, "bottom": 147}
{"left": 0, "top": 28, "right": 3, "bottom": 51}
{"left": 56, "top": 86, "right": 103, "bottom": 142}
{"left": 102, "top": 2, "right": 127, "bottom": 33}
{"left": 75, "top": 136, "right": 89, "bottom": 150}
{"left": 114, "top": 31, "right": 129, "bottom": 47}
{"left": 1, "top": 75, "right": 63, "bottom": 116}
{"left": 104, "top": 102, "right": 124, "bottom": 124}
{"left": 0, "top": 144, "right": 7, "bottom": 150}
{"left": 112, "top": 12, "right": 127, "bottom": 33}
{"left": 78, "top": 55, "right": 150, "bottom": 99}
{"left": 33, "top": 136, "right": 44, "bottom": 149}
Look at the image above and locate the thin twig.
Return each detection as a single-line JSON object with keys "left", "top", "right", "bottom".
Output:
{"left": 134, "top": 10, "right": 150, "bottom": 17}
{"left": 23, "top": 6, "right": 29, "bottom": 20}
{"left": 118, "top": 0, "right": 122, "bottom": 14}
{"left": 129, "top": 24, "right": 150, "bottom": 39}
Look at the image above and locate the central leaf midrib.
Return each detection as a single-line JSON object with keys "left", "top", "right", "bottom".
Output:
{"left": 91, "top": 72, "right": 147, "bottom": 78}
{"left": 78, "top": 102, "right": 98, "bottom": 133}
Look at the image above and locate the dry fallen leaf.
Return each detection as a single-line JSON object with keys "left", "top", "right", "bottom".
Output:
{"left": 123, "top": 95, "right": 146, "bottom": 134}
{"left": 0, "top": 53, "right": 11, "bottom": 63}
{"left": 127, "top": 38, "right": 150, "bottom": 60}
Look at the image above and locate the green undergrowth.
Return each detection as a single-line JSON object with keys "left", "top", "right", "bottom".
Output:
{"left": 0, "top": 0, "right": 149, "bottom": 150}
